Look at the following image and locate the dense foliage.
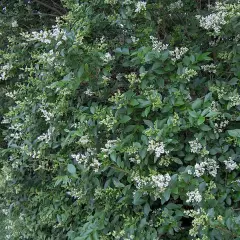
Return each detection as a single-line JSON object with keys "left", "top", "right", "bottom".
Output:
{"left": 1, "top": 0, "right": 240, "bottom": 239}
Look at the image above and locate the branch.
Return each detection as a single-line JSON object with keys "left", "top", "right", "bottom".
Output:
{"left": 32, "top": 0, "right": 65, "bottom": 15}
{"left": 50, "top": 0, "right": 67, "bottom": 14}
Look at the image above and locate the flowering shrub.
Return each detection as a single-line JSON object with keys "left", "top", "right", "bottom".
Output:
{"left": 1, "top": 0, "right": 240, "bottom": 239}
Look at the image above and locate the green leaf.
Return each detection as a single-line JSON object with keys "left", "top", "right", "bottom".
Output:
{"left": 77, "top": 65, "right": 84, "bottom": 78}
{"left": 133, "top": 191, "right": 145, "bottom": 205}
{"left": 113, "top": 178, "right": 125, "bottom": 188}
{"left": 206, "top": 111, "right": 220, "bottom": 118}
{"left": 143, "top": 119, "right": 153, "bottom": 127}
{"left": 228, "top": 129, "right": 240, "bottom": 138}
{"left": 189, "top": 111, "right": 198, "bottom": 118}
{"left": 130, "top": 99, "right": 139, "bottom": 106}
{"left": 229, "top": 77, "right": 238, "bottom": 85}
{"left": 110, "top": 152, "right": 117, "bottom": 162}
{"left": 184, "top": 154, "right": 195, "bottom": 161}
{"left": 200, "top": 124, "right": 211, "bottom": 131}
{"left": 143, "top": 203, "right": 151, "bottom": 216}
{"left": 173, "top": 158, "right": 183, "bottom": 165}
{"left": 163, "top": 189, "right": 171, "bottom": 202}
{"left": 192, "top": 98, "right": 202, "bottom": 110}
{"left": 197, "top": 116, "right": 205, "bottom": 125}
{"left": 122, "top": 48, "right": 129, "bottom": 55}
{"left": 67, "top": 164, "right": 76, "bottom": 174}
{"left": 120, "top": 115, "right": 131, "bottom": 123}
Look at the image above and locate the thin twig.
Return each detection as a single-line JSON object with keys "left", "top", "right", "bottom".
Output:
{"left": 33, "top": 0, "right": 65, "bottom": 15}
{"left": 50, "top": 0, "right": 67, "bottom": 13}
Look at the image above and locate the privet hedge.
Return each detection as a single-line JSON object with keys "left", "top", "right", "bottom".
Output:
{"left": 1, "top": 0, "right": 240, "bottom": 239}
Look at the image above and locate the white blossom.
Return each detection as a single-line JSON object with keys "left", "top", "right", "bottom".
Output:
{"left": 129, "top": 155, "right": 141, "bottom": 164}
{"left": 168, "top": 0, "right": 183, "bottom": 11}
{"left": 206, "top": 158, "right": 219, "bottom": 177}
{"left": 170, "top": 47, "right": 188, "bottom": 62}
{"left": 150, "top": 36, "right": 168, "bottom": 52}
{"left": 0, "top": 63, "right": 13, "bottom": 81}
{"left": 193, "top": 158, "right": 219, "bottom": 177}
{"left": 11, "top": 20, "right": 18, "bottom": 28}
{"left": 224, "top": 157, "right": 238, "bottom": 171}
{"left": 196, "top": 12, "right": 226, "bottom": 34}
{"left": 189, "top": 138, "right": 202, "bottom": 153}
{"left": 37, "top": 127, "right": 55, "bottom": 143}
{"left": 39, "top": 108, "right": 54, "bottom": 121}
{"left": 89, "top": 158, "right": 101, "bottom": 172}
{"left": 71, "top": 148, "right": 99, "bottom": 171}
{"left": 131, "top": 36, "right": 139, "bottom": 44}
{"left": 186, "top": 189, "right": 202, "bottom": 203}
{"left": 180, "top": 68, "right": 198, "bottom": 82}
{"left": 84, "top": 88, "right": 94, "bottom": 96}
{"left": 133, "top": 173, "right": 171, "bottom": 192}
{"left": 194, "top": 162, "right": 206, "bottom": 177}
{"left": 201, "top": 63, "right": 217, "bottom": 73}
{"left": 21, "top": 25, "right": 67, "bottom": 44}
{"left": 101, "top": 139, "right": 119, "bottom": 157}
{"left": 196, "top": 2, "right": 240, "bottom": 35}
{"left": 151, "top": 173, "right": 171, "bottom": 191}
{"left": 135, "top": 1, "right": 147, "bottom": 13}
{"left": 147, "top": 140, "right": 169, "bottom": 158}
{"left": 101, "top": 52, "right": 114, "bottom": 63}
{"left": 78, "top": 135, "right": 90, "bottom": 146}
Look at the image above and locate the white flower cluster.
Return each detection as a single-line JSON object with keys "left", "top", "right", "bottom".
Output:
{"left": 5, "top": 90, "right": 17, "bottom": 100}
{"left": 0, "top": 63, "right": 13, "bottom": 81}
{"left": 21, "top": 25, "right": 67, "bottom": 44}
{"left": 180, "top": 68, "right": 198, "bottom": 82}
{"left": 101, "top": 52, "right": 115, "bottom": 63}
{"left": 99, "top": 112, "right": 117, "bottom": 131}
{"left": 37, "top": 127, "right": 55, "bottom": 143}
{"left": 194, "top": 158, "right": 219, "bottom": 177}
{"left": 147, "top": 140, "right": 169, "bottom": 158}
{"left": 8, "top": 122, "right": 24, "bottom": 141}
{"left": 189, "top": 138, "right": 202, "bottom": 153}
{"left": 131, "top": 36, "right": 139, "bottom": 44}
{"left": 123, "top": 0, "right": 132, "bottom": 4}
{"left": 209, "top": 101, "right": 218, "bottom": 112}
{"left": 39, "top": 107, "right": 54, "bottom": 122}
{"left": 209, "top": 85, "right": 225, "bottom": 99}
{"left": 234, "top": 34, "right": 240, "bottom": 43}
{"left": 214, "top": 118, "right": 229, "bottom": 133}
{"left": 151, "top": 173, "right": 171, "bottom": 191}
{"left": 37, "top": 49, "right": 59, "bottom": 66}
{"left": 126, "top": 72, "right": 141, "bottom": 87}
{"left": 133, "top": 173, "right": 171, "bottom": 192}
{"left": 168, "top": 0, "right": 183, "bottom": 11}
{"left": 11, "top": 20, "right": 18, "bottom": 28}
{"left": 102, "top": 75, "right": 110, "bottom": 85}
{"left": 196, "top": 1, "right": 239, "bottom": 35}
{"left": 90, "top": 158, "right": 101, "bottom": 172}
{"left": 196, "top": 11, "right": 226, "bottom": 34}
{"left": 224, "top": 157, "right": 238, "bottom": 171}
{"left": 101, "top": 139, "right": 119, "bottom": 157}
{"left": 31, "top": 150, "right": 41, "bottom": 159}
{"left": 169, "top": 47, "right": 188, "bottom": 62}
{"left": 97, "top": 36, "right": 107, "bottom": 50}
{"left": 66, "top": 188, "right": 84, "bottom": 200}
{"left": 71, "top": 149, "right": 101, "bottom": 172}
{"left": 84, "top": 88, "right": 95, "bottom": 96}
{"left": 135, "top": 1, "right": 147, "bottom": 13}
{"left": 129, "top": 155, "right": 141, "bottom": 164}
{"left": 228, "top": 93, "right": 240, "bottom": 108}
{"left": 186, "top": 189, "right": 202, "bottom": 203}
{"left": 77, "top": 135, "right": 90, "bottom": 146}
{"left": 201, "top": 63, "right": 217, "bottom": 73}
{"left": 150, "top": 36, "right": 168, "bottom": 52}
